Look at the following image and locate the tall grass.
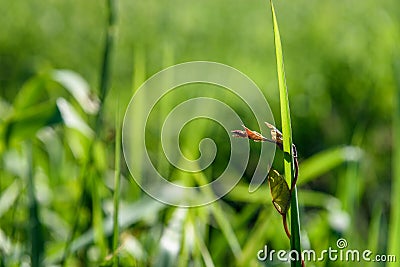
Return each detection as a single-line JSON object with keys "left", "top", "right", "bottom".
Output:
{"left": 388, "top": 59, "right": 400, "bottom": 267}
{"left": 269, "top": 1, "right": 302, "bottom": 266}
{"left": 112, "top": 103, "right": 122, "bottom": 267}
{"left": 26, "top": 142, "right": 44, "bottom": 267}
{"left": 0, "top": 1, "right": 397, "bottom": 267}
{"left": 97, "top": 0, "right": 117, "bottom": 130}
{"left": 62, "top": 0, "right": 118, "bottom": 264}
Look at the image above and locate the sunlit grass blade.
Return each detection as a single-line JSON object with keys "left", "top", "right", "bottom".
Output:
{"left": 90, "top": 168, "right": 107, "bottom": 258}
{"left": 367, "top": 203, "right": 383, "bottom": 254}
{"left": 238, "top": 209, "right": 274, "bottom": 267}
{"left": 0, "top": 180, "right": 20, "bottom": 219}
{"left": 178, "top": 220, "right": 192, "bottom": 267}
{"left": 128, "top": 46, "right": 147, "bottom": 199}
{"left": 209, "top": 203, "right": 242, "bottom": 258}
{"left": 155, "top": 208, "right": 186, "bottom": 267}
{"left": 52, "top": 70, "right": 100, "bottom": 114}
{"left": 87, "top": 0, "right": 117, "bottom": 262}
{"left": 193, "top": 172, "right": 242, "bottom": 259}
{"left": 297, "top": 190, "right": 340, "bottom": 210}
{"left": 227, "top": 182, "right": 270, "bottom": 203}
{"left": 269, "top": 1, "right": 302, "bottom": 266}
{"left": 60, "top": 163, "right": 87, "bottom": 266}
{"left": 298, "top": 146, "right": 362, "bottom": 186}
{"left": 388, "top": 59, "right": 400, "bottom": 267}
{"left": 46, "top": 197, "right": 164, "bottom": 265}
{"left": 190, "top": 216, "right": 215, "bottom": 267}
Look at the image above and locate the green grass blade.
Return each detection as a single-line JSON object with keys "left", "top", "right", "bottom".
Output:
{"left": 128, "top": 46, "right": 147, "bottom": 199}
{"left": 155, "top": 208, "right": 187, "bottom": 267}
{"left": 99, "top": 0, "right": 117, "bottom": 101}
{"left": 190, "top": 216, "right": 215, "bottom": 267}
{"left": 45, "top": 197, "right": 164, "bottom": 265}
{"left": 388, "top": 59, "right": 400, "bottom": 267}
{"left": 90, "top": 168, "right": 107, "bottom": 259}
{"left": 367, "top": 203, "right": 383, "bottom": 254}
{"left": 238, "top": 209, "right": 273, "bottom": 267}
{"left": 227, "top": 182, "right": 270, "bottom": 203}
{"left": 209, "top": 203, "right": 242, "bottom": 258}
{"left": 297, "top": 190, "right": 340, "bottom": 210}
{"left": 269, "top": 1, "right": 302, "bottom": 266}
{"left": 112, "top": 102, "right": 122, "bottom": 267}
{"left": 0, "top": 180, "right": 20, "bottom": 219}
{"left": 26, "top": 142, "right": 44, "bottom": 267}
{"left": 193, "top": 172, "right": 242, "bottom": 258}
{"left": 96, "top": 0, "right": 117, "bottom": 132}
{"left": 298, "top": 146, "right": 362, "bottom": 186}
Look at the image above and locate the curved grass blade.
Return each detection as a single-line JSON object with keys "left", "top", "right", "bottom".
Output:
{"left": 298, "top": 146, "right": 362, "bottom": 186}
{"left": 193, "top": 172, "right": 242, "bottom": 258}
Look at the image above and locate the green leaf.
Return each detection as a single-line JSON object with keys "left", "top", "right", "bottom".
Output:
{"left": 52, "top": 70, "right": 100, "bottom": 114}
{"left": 13, "top": 75, "right": 50, "bottom": 110}
{"left": 298, "top": 146, "right": 363, "bottom": 186}
{"left": 297, "top": 190, "right": 341, "bottom": 210}
{"left": 43, "top": 197, "right": 164, "bottom": 265}
{"left": 5, "top": 100, "right": 62, "bottom": 145}
{"left": 226, "top": 183, "right": 270, "bottom": 203}
{"left": 56, "top": 98, "right": 93, "bottom": 138}
{"left": 93, "top": 140, "right": 108, "bottom": 172}
{"left": 268, "top": 169, "right": 291, "bottom": 215}
{"left": 0, "top": 181, "right": 21, "bottom": 219}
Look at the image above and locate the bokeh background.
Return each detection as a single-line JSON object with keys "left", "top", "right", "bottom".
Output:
{"left": 0, "top": 0, "right": 399, "bottom": 266}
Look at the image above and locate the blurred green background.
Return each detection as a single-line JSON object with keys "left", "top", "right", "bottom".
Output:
{"left": 1, "top": 0, "right": 399, "bottom": 266}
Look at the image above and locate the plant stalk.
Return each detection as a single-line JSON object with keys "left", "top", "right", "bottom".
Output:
{"left": 269, "top": 1, "right": 302, "bottom": 266}
{"left": 112, "top": 103, "right": 122, "bottom": 267}
{"left": 97, "top": 0, "right": 117, "bottom": 132}
{"left": 27, "top": 142, "right": 44, "bottom": 267}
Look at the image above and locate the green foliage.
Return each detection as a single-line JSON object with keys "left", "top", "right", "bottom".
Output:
{"left": 388, "top": 59, "right": 400, "bottom": 267}
{"left": 0, "top": 0, "right": 399, "bottom": 267}
{"left": 268, "top": 169, "right": 291, "bottom": 215}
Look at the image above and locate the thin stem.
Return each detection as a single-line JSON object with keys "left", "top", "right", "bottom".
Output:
{"left": 112, "top": 103, "right": 122, "bottom": 267}
{"left": 61, "top": 0, "right": 118, "bottom": 263}
{"left": 60, "top": 182, "right": 85, "bottom": 266}
{"left": 290, "top": 144, "right": 299, "bottom": 192}
{"left": 96, "top": 0, "right": 117, "bottom": 133}
{"left": 282, "top": 214, "right": 291, "bottom": 239}
{"left": 27, "top": 142, "right": 44, "bottom": 267}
